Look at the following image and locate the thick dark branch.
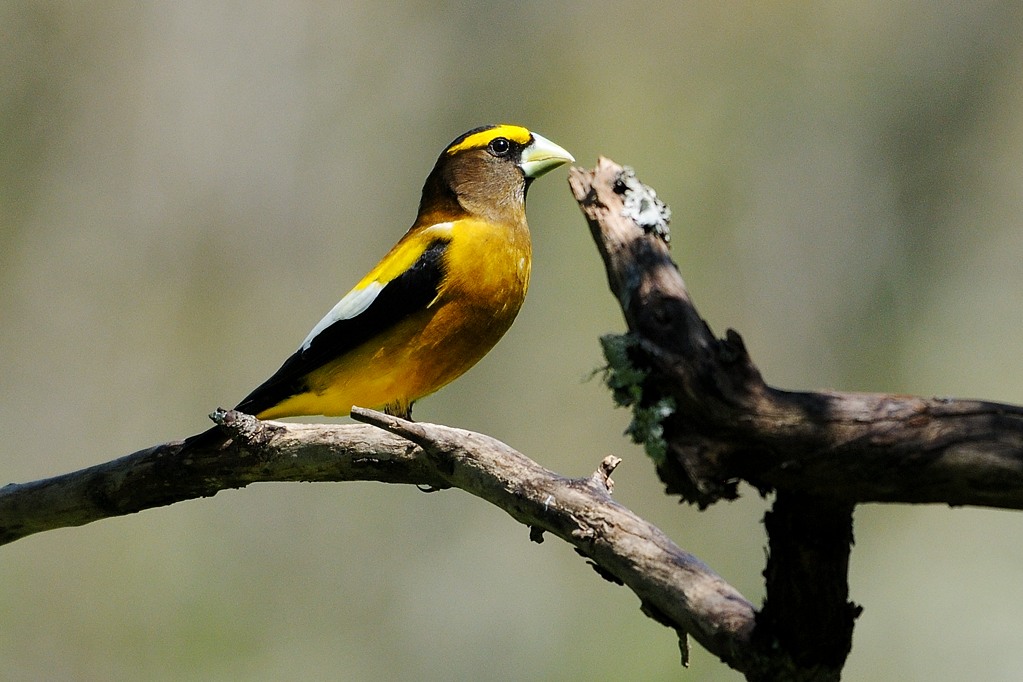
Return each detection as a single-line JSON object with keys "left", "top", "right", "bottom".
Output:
{"left": 0, "top": 409, "right": 757, "bottom": 673}
{"left": 569, "top": 157, "right": 1023, "bottom": 679}
{"left": 569, "top": 157, "right": 1023, "bottom": 510}
{"left": 752, "top": 494, "right": 859, "bottom": 682}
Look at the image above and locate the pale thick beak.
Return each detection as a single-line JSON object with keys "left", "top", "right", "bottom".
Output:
{"left": 519, "top": 132, "right": 575, "bottom": 179}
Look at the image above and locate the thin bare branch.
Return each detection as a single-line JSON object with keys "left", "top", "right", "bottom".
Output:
{"left": 0, "top": 414, "right": 444, "bottom": 546}
{"left": 350, "top": 407, "right": 757, "bottom": 666}
{"left": 0, "top": 408, "right": 757, "bottom": 672}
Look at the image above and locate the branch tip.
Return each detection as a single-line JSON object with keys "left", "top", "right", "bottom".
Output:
{"left": 612, "top": 165, "right": 671, "bottom": 243}
{"left": 595, "top": 455, "right": 622, "bottom": 493}
{"left": 349, "top": 405, "right": 388, "bottom": 425}
{"left": 207, "top": 408, "right": 283, "bottom": 448}
{"left": 350, "top": 406, "right": 411, "bottom": 432}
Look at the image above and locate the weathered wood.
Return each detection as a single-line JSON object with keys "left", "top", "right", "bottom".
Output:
{"left": 569, "top": 157, "right": 1023, "bottom": 510}
{"left": 0, "top": 406, "right": 759, "bottom": 673}
{"left": 569, "top": 157, "right": 1023, "bottom": 679}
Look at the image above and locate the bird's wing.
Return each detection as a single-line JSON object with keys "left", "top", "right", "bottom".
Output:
{"left": 233, "top": 229, "right": 451, "bottom": 417}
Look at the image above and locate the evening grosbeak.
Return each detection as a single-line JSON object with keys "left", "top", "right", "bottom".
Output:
{"left": 229, "top": 124, "right": 573, "bottom": 420}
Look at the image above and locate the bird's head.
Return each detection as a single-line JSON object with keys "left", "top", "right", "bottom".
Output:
{"left": 419, "top": 124, "right": 574, "bottom": 223}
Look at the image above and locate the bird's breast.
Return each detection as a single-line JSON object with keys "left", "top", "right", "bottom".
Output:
{"left": 439, "top": 218, "right": 532, "bottom": 316}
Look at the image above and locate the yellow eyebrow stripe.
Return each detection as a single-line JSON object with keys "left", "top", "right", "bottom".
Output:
{"left": 445, "top": 124, "right": 532, "bottom": 155}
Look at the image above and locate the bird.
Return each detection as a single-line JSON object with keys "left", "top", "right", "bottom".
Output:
{"left": 226, "top": 124, "right": 573, "bottom": 422}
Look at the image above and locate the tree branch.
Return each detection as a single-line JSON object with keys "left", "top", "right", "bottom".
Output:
{"left": 568, "top": 156, "right": 1023, "bottom": 679}
{"left": 0, "top": 413, "right": 446, "bottom": 545}
{"left": 0, "top": 408, "right": 758, "bottom": 673}
{"left": 349, "top": 407, "right": 757, "bottom": 667}
{"left": 569, "top": 157, "right": 1023, "bottom": 510}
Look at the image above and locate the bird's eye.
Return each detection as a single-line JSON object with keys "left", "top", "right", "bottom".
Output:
{"left": 488, "top": 137, "right": 512, "bottom": 157}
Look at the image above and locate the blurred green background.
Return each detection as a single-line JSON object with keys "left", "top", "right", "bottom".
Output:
{"left": 3, "top": 1, "right": 1023, "bottom": 680}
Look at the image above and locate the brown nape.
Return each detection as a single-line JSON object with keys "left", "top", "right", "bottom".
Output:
{"left": 416, "top": 158, "right": 467, "bottom": 222}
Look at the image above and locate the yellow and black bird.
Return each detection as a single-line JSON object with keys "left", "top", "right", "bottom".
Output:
{"left": 230, "top": 124, "right": 573, "bottom": 421}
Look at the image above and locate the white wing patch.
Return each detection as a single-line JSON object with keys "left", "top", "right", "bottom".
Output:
{"left": 422, "top": 221, "right": 454, "bottom": 238}
{"left": 298, "top": 222, "right": 453, "bottom": 351}
{"left": 301, "top": 281, "right": 383, "bottom": 350}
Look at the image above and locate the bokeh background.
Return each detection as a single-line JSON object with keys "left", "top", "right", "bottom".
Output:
{"left": 3, "top": 2, "right": 1023, "bottom": 680}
